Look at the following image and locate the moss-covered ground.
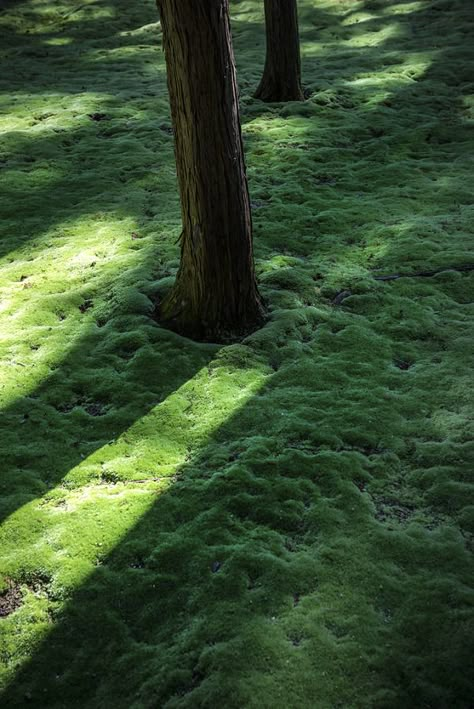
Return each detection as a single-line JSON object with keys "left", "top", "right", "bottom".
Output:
{"left": 1, "top": 0, "right": 473, "bottom": 706}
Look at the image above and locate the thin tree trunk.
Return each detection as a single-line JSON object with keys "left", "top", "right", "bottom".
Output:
{"left": 255, "top": 0, "right": 304, "bottom": 102}
{"left": 156, "top": 0, "right": 263, "bottom": 342}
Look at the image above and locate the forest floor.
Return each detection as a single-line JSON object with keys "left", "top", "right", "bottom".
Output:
{"left": 0, "top": 0, "right": 473, "bottom": 706}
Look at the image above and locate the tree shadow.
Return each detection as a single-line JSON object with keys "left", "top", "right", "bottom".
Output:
{"left": 1, "top": 0, "right": 473, "bottom": 706}
{"left": 0, "top": 277, "right": 218, "bottom": 528}
{"left": 0, "top": 313, "right": 397, "bottom": 707}
{"left": 1, "top": 299, "right": 472, "bottom": 707}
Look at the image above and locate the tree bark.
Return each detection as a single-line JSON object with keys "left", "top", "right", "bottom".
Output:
{"left": 156, "top": 0, "right": 263, "bottom": 342}
{"left": 255, "top": 0, "right": 304, "bottom": 102}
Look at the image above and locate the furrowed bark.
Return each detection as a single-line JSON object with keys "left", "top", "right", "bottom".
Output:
{"left": 255, "top": 0, "right": 304, "bottom": 102}
{"left": 156, "top": 0, "right": 263, "bottom": 341}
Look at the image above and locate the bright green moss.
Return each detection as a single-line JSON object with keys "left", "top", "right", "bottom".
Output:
{"left": 0, "top": 0, "right": 473, "bottom": 706}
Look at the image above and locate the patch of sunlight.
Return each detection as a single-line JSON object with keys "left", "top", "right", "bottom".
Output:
{"left": 117, "top": 22, "right": 161, "bottom": 39}
{"left": 347, "top": 54, "right": 434, "bottom": 84}
{"left": 341, "top": 12, "right": 380, "bottom": 26}
{"left": 324, "top": 259, "right": 375, "bottom": 287}
{"left": 43, "top": 37, "right": 73, "bottom": 46}
{"left": 317, "top": 0, "right": 350, "bottom": 9}
{"left": 382, "top": 1, "right": 427, "bottom": 16}
{"left": 0, "top": 216, "right": 143, "bottom": 408}
{"left": 342, "top": 2, "right": 425, "bottom": 26}
{"left": 0, "top": 361, "right": 269, "bottom": 678}
{"left": 461, "top": 95, "right": 474, "bottom": 120}
{"left": 344, "top": 23, "right": 401, "bottom": 48}
{"left": 299, "top": 41, "right": 332, "bottom": 58}
{"left": 19, "top": 0, "right": 116, "bottom": 33}
{"left": 245, "top": 114, "right": 307, "bottom": 138}
{"left": 0, "top": 93, "right": 112, "bottom": 132}
{"left": 86, "top": 46, "right": 158, "bottom": 62}
{"left": 231, "top": 0, "right": 264, "bottom": 21}
{"left": 66, "top": 359, "right": 269, "bottom": 487}
{"left": 260, "top": 253, "right": 307, "bottom": 274}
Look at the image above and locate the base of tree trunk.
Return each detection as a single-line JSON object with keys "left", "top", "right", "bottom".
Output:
{"left": 157, "top": 284, "right": 265, "bottom": 344}
{"left": 255, "top": 0, "right": 304, "bottom": 103}
{"left": 254, "top": 80, "right": 304, "bottom": 103}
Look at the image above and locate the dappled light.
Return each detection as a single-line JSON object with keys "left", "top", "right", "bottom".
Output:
{"left": 1, "top": 0, "right": 473, "bottom": 706}
{"left": 0, "top": 357, "right": 269, "bottom": 682}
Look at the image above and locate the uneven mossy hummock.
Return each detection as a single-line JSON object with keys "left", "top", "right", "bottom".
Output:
{"left": 0, "top": 0, "right": 473, "bottom": 707}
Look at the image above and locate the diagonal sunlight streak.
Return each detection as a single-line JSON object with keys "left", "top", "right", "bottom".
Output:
{"left": 0, "top": 215, "right": 149, "bottom": 408}
{"left": 0, "top": 360, "right": 270, "bottom": 687}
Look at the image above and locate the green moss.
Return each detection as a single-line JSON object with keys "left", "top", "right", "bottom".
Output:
{"left": 0, "top": 0, "right": 473, "bottom": 706}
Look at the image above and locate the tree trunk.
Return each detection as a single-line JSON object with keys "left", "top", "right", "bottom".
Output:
{"left": 255, "top": 0, "right": 304, "bottom": 102}
{"left": 156, "top": 0, "right": 263, "bottom": 342}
